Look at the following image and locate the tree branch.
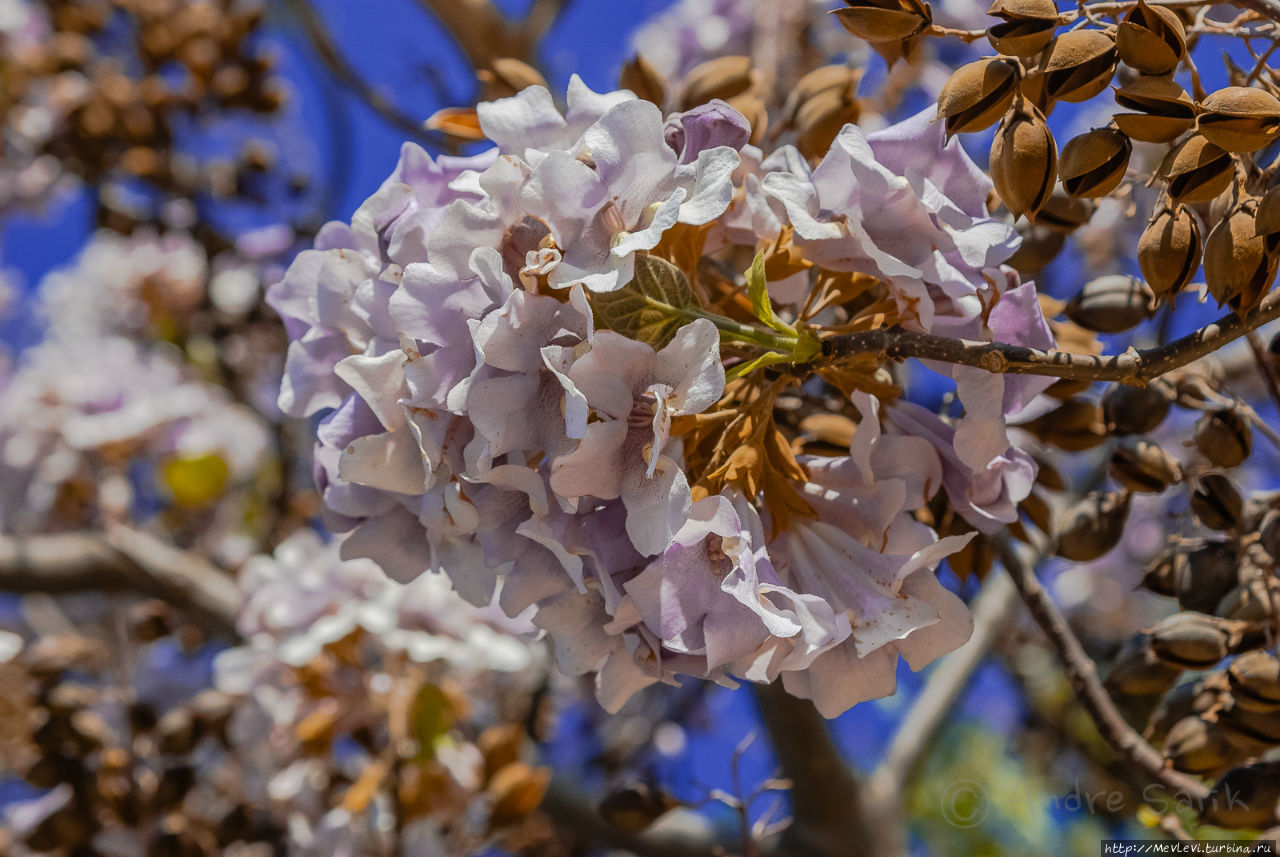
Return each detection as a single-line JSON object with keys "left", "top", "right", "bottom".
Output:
{"left": 752, "top": 682, "right": 865, "bottom": 857}
{"left": 539, "top": 778, "right": 730, "bottom": 857}
{"left": 0, "top": 529, "right": 241, "bottom": 635}
{"left": 283, "top": 0, "right": 451, "bottom": 150}
{"left": 997, "top": 540, "right": 1209, "bottom": 802}
{"left": 414, "top": 0, "right": 530, "bottom": 68}
{"left": 821, "top": 289, "right": 1280, "bottom": 387}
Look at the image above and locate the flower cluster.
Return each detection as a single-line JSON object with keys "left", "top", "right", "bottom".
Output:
{"left": 272, "top": 78, "right": 1052, "bottom": 716}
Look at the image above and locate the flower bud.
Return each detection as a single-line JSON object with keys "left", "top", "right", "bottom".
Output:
{"left": 1161, "top": 135, "right": 1234, "bottom": 205}
{"left": 1228, "top": 652, "right": 1280, "bottom": 714}
{"left": 990, "top": 99, "right": 1057, "bottom": 220}
{"left": 986, "top": 0, "right": 1058, "bottom": 56}
{"left": 831, "top": 0, "right": 931, "bottom": 43}
{"left": 1063, "top": 274, "right": 1155, "bottom": 333}
{"left": 1202, "top": 763, "right": 1280, "bottom": 829}
{"left": 1204, "top": 204, "right": 1278, "bottom": 314}
{"left": 1198, "top": 86, "right": 1280, "bottom": 154}
{"left": 1191, "top": 472, "right": 1244, "bottom": 531}
{"left": 1102, "top": 377, "right": 1174, "bottom": 435}
{"left": 619, "top": 54, "right": 666, "bottom": 107}
{"left": 1150, "top": 612, "right": 1231, "bottom": 669}
{"left": 1113, "top": 75, "right": 1196, "bottom": 143}
{"left": 1194, "top": 407, "right": 1252, "bottom": 468}
{"left": 785, "top": 65, "right": 862, "bottom": 159}
{"left": 1058, "top": 126, "right": 1132, "bottom": 198}
{"left": 1117, "top": 0, "right": 1187, "bottom": 75}
{"left": 1110, "top": 437, "right": 1182, "bottom": 493}
{"left": 678, "top": 56, "right": 754, "bottom": 110}
{"left": 936, "top": 57, "right": 1020, "bottom": 139}
{"left": 1138, "top": 205, "right": 1202, "bottom": 302}
{"left": 1055, "top": 490, "right": 1130, "bottom": 561}
{"left": 1041, "top": 29, "right": 1118, "bottom": 104}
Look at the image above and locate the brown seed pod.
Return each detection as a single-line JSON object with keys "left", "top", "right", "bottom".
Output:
{"left": 1150, "top": 612, "right": 1231, "bottom": 669}
{"left": 1194, "top": 408, "right": 1253, "bottom": 468}
{"left": 936, "top": 57, "right": 1020, "bottom": 139}
{"left": 1141, "top": 545, "right": 1183, "bottom": 597}
{"left": 1221, "top": 703, "right": 1280, "bottom": 745}
{"left": 1058, "top": 126, "right": 1132, "bottom": 198}
{"left": 1018, "top": 398, "right": 1107, "bottom": 450}
{"left": 1163, "top": 716, "right": 1239, "bottom": 775}
{"left": 1204, "top": 204, "right": 1278, "bottom": 315}
{"left": 1105, "top": 633, "right": 1183, "bottom": 696}
{"left": 1063, "top": 274, "right": 1155, "bottom": 333}
{"left": 986, "top": 0, "right": 1058, "bottom": 56}
{"left": 1113, "top": 75, "right": 1196, "bottom": 143}
{"left": 1007, "top": 223, "right": 1066, "bottom": 274}
{"left": 1161, "top": 135, "right": 1234, "bottom": 205}
{"left": 1178, "top": 541, "right": 1241, "bottom": 614}
{"left": 1037, "top": 190, "right": 1095, "bottom": 233}
{"left": 478, "top": 58, "right": 548, "bottom": 100}
{"left": 678, "top": 56, "right": 754, "bottom": 110}
{"left": 1145, "top": 675, "right": 1230, "bottom": 744}
{"left": 1255, "top": 185, "right": 1280, "bottom": 246}
{"left": 785, "top": 65, "right": 862, "bottom": 160}
{"left": 1191, "top": 472, "right": 1244, "bottom": 531}
{"left": 831, "top": 0, "right": 932, "bottom": 43}
{"left": 1055, "top": 490, "right": 1130, "bottom": 561}
{"left": 1117, "top": 0, "right": 1187, "bottom": 75}
{"left": 1138, "top": 205, "right": 1202, "bottom": 302}
{"left": 1110, "top": 438, "right": 1182, "bottom": 493}
{"left": 619, "top": 55, "right": 665, "bottom": 107}
{"left": 1041, "top": 29, "right": 1118, "bottom": 104}
{"left": 1102, "top": 377, "right": 1175, "bottom": 435}
{"left": 1202, "top": 763, "right": 1280, "bottom": 829}
{"left": 1198, "top": 86, "right": 1280, "bottom": 154}
{"left": 1216, "top": 578, "right": 1274, "bottom": 622}
{"left": 1228, "top": 652, "right": 1280, "bottom": 714}
{"left": 990, "top": 99, "right": 1057, "bottom": 220}
{"left": 598, "top": 784, "right": 684, "bottom": 833}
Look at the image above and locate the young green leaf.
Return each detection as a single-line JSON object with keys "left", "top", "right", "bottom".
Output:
{"left": 746, "top": 251, "right": 796, "bottom": 335}
{"left": 589, "top": 255, "right": 703, "bottom": 349}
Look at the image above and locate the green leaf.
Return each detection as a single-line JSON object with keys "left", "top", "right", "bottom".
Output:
{"left": 589, "top": 254, "right": 703, "bottom": 349}
{"left": 410, "top": 683, "right": 454, "bottom": 760}
{"left": 745, "top": 251, "right": 795, "bottom": 335}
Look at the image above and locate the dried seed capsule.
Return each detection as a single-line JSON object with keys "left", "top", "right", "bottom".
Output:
{"left": 786, "top": 65, "right": 862, "bottom": 159}
{"left": 1255, "top": 185, "right": 1280, "bottom": 251}
{"left": 1191, "top": 472, "right": 1244, "bottom": 531}
{"left": 1058, "top": 126, "right": 1132, "bottom": 198}
{"left": 1150, "top": 612, "right": 1231, "bottom": 669}
{"left": 478, "top": 58, "right": 548, "bottom": 100}
{"left": 1259, "top": 509, "right": 1280, "bottom": 562}
{"left": 1102, "top": 377, "right": 1174, "bottom": 435}
{"left": 936, "top": 57, "right": 1020, "bottom": 139}
{"left": 1219, "top": 704, "right": 1280, "bottom": 748}
{"left": 986, "top": 0, "right": 1058, "bottom": 56}
{"left": 1041, "top": 30, "right": 1118, "bottom": 104}
{"left": 1110, "top": 438, "right": 1182, "bottom": 493}
{"left": 1198, "top": 86, "right": 1280, "bottom": 154}
{"left": 1113, "top": 76, "right": 1196, "bottom": 143}
{"left": 619, "top": 55, "right": 666, "bottom": 107}
{"left": 1037, "top": 190, "right": 1095, "bottom": 233}
{"left": 1116, "top": 0, "right": 1187, "bottom": 75}
{"left": 831, "top": 0, "right": 931, "bottom": 43}
{"left": 1163, "top": 716, "right": 1239, "bottom": 775}
{"left": 1202, "top": 763, "right": 1280, "bottom": 829}
{"left": 1162, "top": 135, "right": 1235, "bottom": 205}
{"left": 1138, "top": 205, "right": 1202, "bottom": 302}
{"left": 1018, "top": 398, "right": 1107, "bottom": 451}
{"left": 1055, "top": 490, "right": 1130, "bottom": 561}
{"left": 1007, "top": 223, "right": 1066, "bottom": 274}
{"left": 1216, "top": 578, "right": 1273, "bottom": 622}
{"left": 1147, "top": 678, "right": 1230, "bottom": 745}
{"left": 1142, "top": 546, "right": 1182, "bottom": 597}
{"left": 1063, "top": 274, "right": 1155, "bottom": 333}
{"left": 678, "top": 56, "right": 754, "bottom": 110}
{"left": 1228, "top": 652, "right": 1280, "bottom": 714}
{"left": 990, "top": 99, "right": 1057, "bottom": 221}
{"left": 1178, "top": 541, "right": 1240, "bottom": 614}
{"left": 1194, "top": 408, "right": 1253, "bottom": 468}
{"left": 1105, "top": 634, "right": 1182, "bottom": 696}
{"left": 598, "top": 783, "right": 683, "bottom": 833}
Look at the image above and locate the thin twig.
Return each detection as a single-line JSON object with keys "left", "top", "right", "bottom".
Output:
{"left": 0, "top": 529, "right": 241, "bottom": 634}
{"left": 997, "top": 540, "right": 1210, "bottom": 802}
{"left": 283, "top": 0, "right": 450, "bottom": 149}
{"left": 414, "top": 0, "right": 529, "bottom": 69}
{"left": 538, "top": 779, "right": 731, "bottom": 857}
{"left": 821, "top": 289, "right": 1280, "bottom": 387}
